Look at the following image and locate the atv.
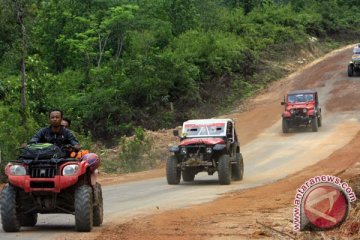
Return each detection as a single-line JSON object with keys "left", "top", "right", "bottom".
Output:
{"left": 281, "top": 90, "right": 322, "bottom": 133}
{"left": 166, "top": 119, "right": 244, "bottom": 185}
{"left": 0, "top": 143, "right": 103, "bottom": 232}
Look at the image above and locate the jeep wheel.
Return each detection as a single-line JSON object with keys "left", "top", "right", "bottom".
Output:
{"left": 182, "top": 169, "right": 195, "bottom": 182}
{"left": 20, "top": 213, "right": 37, "bottom": 227}
{"left": 348, "top": 64, "right": 354, "bottom": 77}
{"left": 93, "top": 183, "right": 103, "bottom": 226}
{"left": 282, "top": 119, "right": 289, "bottom": 133}
{"left": 166, "top": 156, "right": 181, "bottom": 184}
{"left": 318, "top": 115, "right": 322, "bottom": 127}
{"left": 1, "top": 184, "right": 21, "bottom": 232}
{"left": 232, "top": 153, "right": 244, "bottom": 181}
{"left": 75, "top": 185, "right": 93, "bottom": 232}
{"left": 311, "top": 117, "right": 318, "bottom": 132}
{"left": 218, "top": 154, "right": 231, "bottom": 185}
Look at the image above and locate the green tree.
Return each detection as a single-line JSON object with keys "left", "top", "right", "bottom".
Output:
{"left": 166, "top": 0, "right": 199, "bottom": 36}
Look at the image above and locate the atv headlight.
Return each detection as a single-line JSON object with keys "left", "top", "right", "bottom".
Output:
{"left": 63, "top": 164, "right": 79, "bottom": 176}
{"left": 9, "top": 165, "right": 26, "bottom": 176}
{"left": 303, "top": 108, "right": 307, "bottom": 113}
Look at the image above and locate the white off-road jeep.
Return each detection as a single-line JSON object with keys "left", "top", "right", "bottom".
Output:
{"left": 166, "top": 119, "right": 244, "bottom": 185}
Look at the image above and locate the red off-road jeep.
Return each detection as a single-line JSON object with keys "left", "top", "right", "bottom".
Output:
{"left": 0, "top": 144, "right": 103, "bottom": 232}
{"left": 167, "top": 119, "right": 244, "bottom": 185}
{"left": 281, "top": 90, "right": 322, "bottom": 133}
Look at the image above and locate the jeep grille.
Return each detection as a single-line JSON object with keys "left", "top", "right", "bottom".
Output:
{"left": 183, "top": 145, "right": 214, "bottom": 161}
{"left": 186, "top": 145, "right": 206, "bottom": 154}
{"left": 291, "top": 108, "right": 306, "bottom": 117}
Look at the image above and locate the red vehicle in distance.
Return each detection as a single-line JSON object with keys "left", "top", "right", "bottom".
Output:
{"left": 281, "top": 90, "right": 322, "bottom": 133}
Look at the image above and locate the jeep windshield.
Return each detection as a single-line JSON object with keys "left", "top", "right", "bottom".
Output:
{"left": 182, "top": 123, "right": 226, "bottom": 137}
{"left": 287, "top": 93, "right": 314, "bottom": 103}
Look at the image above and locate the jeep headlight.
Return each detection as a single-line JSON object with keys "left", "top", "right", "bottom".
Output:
{"left": 303, "top": 108, "right": 307, "bottom": 113}
{"left": 9, "top": 165, "right": 26, "bottom": 176}
{"left": 206, "top": 147, "right": 212, "bottom": 154}
{"left": 169, "top": 145, "right": 179, "bottom": 152}
{"left": 63, "top": 164, "right": 79, "bottom": 176}
{"left": 180, "top": 147, "right": 187, "bottom": 155}
{"left": 213, "top": 144, "right": 226, "bottom": 151}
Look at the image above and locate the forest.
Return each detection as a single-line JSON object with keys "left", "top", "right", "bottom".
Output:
{"left": 1, "top": 0, "right": 360, "bottom": 167}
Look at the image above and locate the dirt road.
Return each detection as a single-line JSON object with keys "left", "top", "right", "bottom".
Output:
{"left": 1, "top": 45, "right": 360, "bottom": 239}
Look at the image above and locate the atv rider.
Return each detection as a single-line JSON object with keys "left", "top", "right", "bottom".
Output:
{"left": 61, "top": 117, "right": 71, "bottom": 129}
{"left": 28, "top": 109, "right": 80, "bottom": 151}
{"left": 61, "top": 117, "right": 89, "bottom": 159}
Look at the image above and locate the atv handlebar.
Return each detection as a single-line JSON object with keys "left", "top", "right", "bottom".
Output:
{"left": 62, "top": 144, "right": 80, "bottom": 152}
{"left": 12, "top": 157, "right": 80, "bottom": 164}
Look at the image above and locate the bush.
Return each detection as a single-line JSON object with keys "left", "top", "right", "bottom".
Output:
{"left": 101, "top": 128, "right": 155, "bottom": 173}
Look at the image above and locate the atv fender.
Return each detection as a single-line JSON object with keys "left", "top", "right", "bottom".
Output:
{"left": 90, "top": 169, "right": 99, "bottom": 186}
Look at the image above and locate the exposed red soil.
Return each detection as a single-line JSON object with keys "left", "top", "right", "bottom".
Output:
{"left": 326, "top": 80, "right": 360, "bottom": 112}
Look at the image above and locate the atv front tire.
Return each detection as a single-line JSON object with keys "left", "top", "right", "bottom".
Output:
{"left": 218, "top": 154, "right": 231, "bottom": 185}
{"left": 93, "top": 183, "right": 103, "bottom": 226}
{"left": 1, "top": 184, "right": 21, "bottom": 232}
{"left": 75, "top": 185, "right": 93, "bottom": 232}
{"left": 232, "top": 153, "right": 244, "bottom": 181}
{"left": 166, "top": 156, "right": 181, "bottom": 185}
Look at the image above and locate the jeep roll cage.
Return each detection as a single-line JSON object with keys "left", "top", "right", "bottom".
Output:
{"left": 281, "top": 90, "right": 319, "bottom": 107}
{"left": 174, "top": 119, "right": 236, "bottom": 143}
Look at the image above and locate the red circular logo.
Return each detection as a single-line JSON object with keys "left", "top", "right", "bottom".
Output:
{"left": 303, "top": 184, "right": 348, "bottom": 229}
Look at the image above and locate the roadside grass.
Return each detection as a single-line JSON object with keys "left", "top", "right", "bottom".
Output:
{"left": 101, "top": 128, "right": 169, "bottom": 174}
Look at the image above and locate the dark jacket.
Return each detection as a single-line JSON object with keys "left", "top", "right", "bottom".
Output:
{"left": 29, "top": 126, "right": 79, "bottom": 147}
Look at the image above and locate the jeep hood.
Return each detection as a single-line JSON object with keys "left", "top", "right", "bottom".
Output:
{"left": 179, "top": 138, "right": 225, "bottom": 146}
{"left": 352, "top": 55, "right": 360, "bottom": 61}
{"left": 286, "top": 102, "right": 314, "bottom": 110}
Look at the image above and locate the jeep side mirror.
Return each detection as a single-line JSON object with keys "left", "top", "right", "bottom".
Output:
{"left": 173, "top": 129, "right": 179, "bottom": 137}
